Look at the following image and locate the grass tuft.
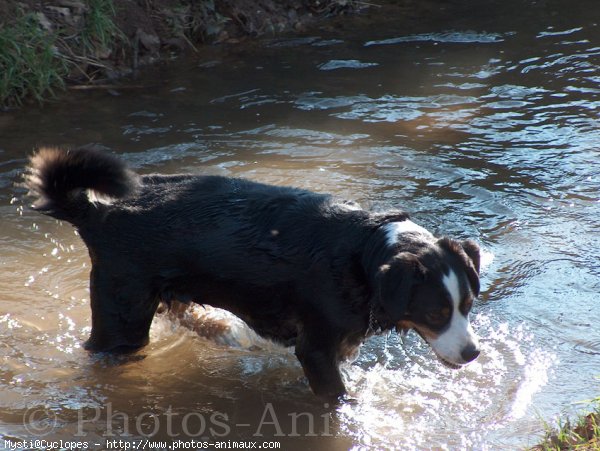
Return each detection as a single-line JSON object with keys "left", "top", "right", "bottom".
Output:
{"left": 533, "top": 399, "right": 600, "bottom": 451}
{"left": 0, "top": 0, "right": 125, "bottom": 108}
{"left": 81, "top": 0, "right": 125, "bottom": 57}
{"left": 0, "top": 13, "right": 67, "bottom": 107}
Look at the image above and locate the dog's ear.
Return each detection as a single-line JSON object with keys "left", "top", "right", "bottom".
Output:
{"left": 376, "top": 253, "right": 426, "bottom": 322}
{"left": 438, "top": 237, "right": 481, "bottom": 298}
{"left": 461, "top": 239, "right": 481, "bottom": 274}
{"left": 461, "top": 239, "right": 481, "bottom": 297}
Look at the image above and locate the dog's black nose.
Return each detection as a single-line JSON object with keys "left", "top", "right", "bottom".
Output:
{"left": 461, "top": 344, "right": 480, "bottom": 362}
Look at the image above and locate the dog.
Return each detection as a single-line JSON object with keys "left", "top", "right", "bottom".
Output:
{"left": 25, "top": 146, "right": 481, "bottom": 400}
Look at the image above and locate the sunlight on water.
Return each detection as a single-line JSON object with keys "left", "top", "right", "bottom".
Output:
{"left": 336, "top": 314, "right": 557, "bottom": 449}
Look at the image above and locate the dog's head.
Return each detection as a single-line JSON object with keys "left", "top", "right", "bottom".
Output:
{"left": 376, "top": 238, "right": 481, "bottom": 368}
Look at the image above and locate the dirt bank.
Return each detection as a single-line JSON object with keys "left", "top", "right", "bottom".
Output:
{"left": 0, "top": 0, "right": 363, "bottom": 109}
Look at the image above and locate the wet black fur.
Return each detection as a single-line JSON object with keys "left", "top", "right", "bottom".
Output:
{"left": 25, "top": 146, "right": 480, "bottom": 400}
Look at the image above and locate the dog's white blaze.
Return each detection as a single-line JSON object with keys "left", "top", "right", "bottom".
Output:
{"left": 429, "top": 270, "right": 480, "bottom": 365}
{"left": 444, "top": 269, "right": 461, "bottom": 306}
{"left": 383, "top": 220, "right": 434, "bottom": 245}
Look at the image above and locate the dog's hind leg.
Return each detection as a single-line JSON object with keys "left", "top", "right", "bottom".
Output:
{"left": 295, "top": 329, "right": 346, "bottom": 401}
{"left": 84, "top": 266, "right": 159, "bottom": 353}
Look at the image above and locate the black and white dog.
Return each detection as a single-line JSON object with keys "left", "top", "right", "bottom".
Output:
{"left": 25, "top": 146, "right": 481, "bottom": 400}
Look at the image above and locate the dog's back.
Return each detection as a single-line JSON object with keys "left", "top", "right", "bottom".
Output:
{"left": 26, "top": 147, "right": 368, "bottom": 274}
{"left": 24, "top": 146, "right": 372, "bottom": 357}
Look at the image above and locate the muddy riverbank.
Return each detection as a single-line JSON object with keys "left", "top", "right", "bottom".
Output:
{"left": 0, "top": 0, "right": 364, "bottom": 108}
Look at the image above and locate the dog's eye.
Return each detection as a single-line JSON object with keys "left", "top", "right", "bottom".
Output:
{"left": 425, "top": 308, "right": 450, "bottom": 326}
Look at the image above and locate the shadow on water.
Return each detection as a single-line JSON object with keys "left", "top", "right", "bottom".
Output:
{"left": 1, "top": 0, "right": 599, "bottom": 449}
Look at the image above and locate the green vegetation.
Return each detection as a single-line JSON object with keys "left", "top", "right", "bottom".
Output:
{"left": 0, "top": 0, "right": 124, "bottom": 108}
{"left": 533, "top": 398, "right": 600, "bottom": 450}
{"left": 81, "top": 0, "right": 124, "bottom": 56}
{"left": 0, "top": 13, "right": 67, "bottom": 107}
{"left": 0, "top": 0, "right": 361, "bottom": 109}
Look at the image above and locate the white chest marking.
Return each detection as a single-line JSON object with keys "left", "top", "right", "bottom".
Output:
{"left": 383, "top": 220, "right": 434, "bottom": 245}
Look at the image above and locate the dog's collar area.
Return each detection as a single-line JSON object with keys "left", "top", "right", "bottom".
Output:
{"left": 366, "top": 302, "right": 395, "bottom": 336}
{"left": 366, "top": 305, "right": 380, "bottom": 335}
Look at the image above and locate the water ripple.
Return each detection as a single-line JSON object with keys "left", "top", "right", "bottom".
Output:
{"left": 365, "top": 31, "right": 505, "bottom": 46}
{"left": 318, "top": 60, "right": 379, "bottom": 71}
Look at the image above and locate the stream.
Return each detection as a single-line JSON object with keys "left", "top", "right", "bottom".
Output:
{"left": 1, "top": 0, "right": 599, "bottom": 449}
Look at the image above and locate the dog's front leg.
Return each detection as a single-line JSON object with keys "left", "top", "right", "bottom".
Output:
{"left": 295, "top": 332, "right": 346, "bottom": 401}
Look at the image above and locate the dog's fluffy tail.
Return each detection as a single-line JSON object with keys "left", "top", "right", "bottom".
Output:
{"left": 25, "top": 146, "right": 137, "bottom": 222}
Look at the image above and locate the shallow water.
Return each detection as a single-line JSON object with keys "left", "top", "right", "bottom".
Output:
{"left": 1, "top": 0, "right": 599, "bottom": 449}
